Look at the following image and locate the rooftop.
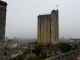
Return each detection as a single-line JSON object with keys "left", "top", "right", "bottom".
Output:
{"left": 71, "top": 39, "right": 80, "bottom": 40}
{"left": 0, "top": 0, "right": 7, "bottom": 5}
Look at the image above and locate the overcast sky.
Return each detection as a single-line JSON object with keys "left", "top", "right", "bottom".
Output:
{"left": 3, "top": 0, "right": 80, "bottom": 39}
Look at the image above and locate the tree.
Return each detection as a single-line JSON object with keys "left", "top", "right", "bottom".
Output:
{"left": 22, "top": 44, "right": 26, "bottom": 46}
{"left": 72, "top": 45, "right": 79, "bottom": 50}
{"left": 4, "top": 52, "right": 7, "bottom": 56}
{"left": 59, "top": 43, "right": 72, "bottom": 53}
{"left": 32, "top": 45, "right": 43, "bottom": 57}
{"left": 4, "top": 45, "right": 9, "bottom": 50}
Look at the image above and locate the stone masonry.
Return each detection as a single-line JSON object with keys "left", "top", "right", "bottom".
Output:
{"left": 45, "top": 49, "right": 80, "bottom": 60}
{"left": 37, "top": 10, "right": 59, "bottom": 44}
{"left": 0, "top": 0, "right": 7, "bottom": 60}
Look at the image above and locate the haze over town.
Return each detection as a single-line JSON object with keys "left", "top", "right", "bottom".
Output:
{"left": 3, "top": 0, "right": 80, "bottom": 39}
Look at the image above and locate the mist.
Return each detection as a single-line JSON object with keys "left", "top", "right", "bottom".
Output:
{"left": 3, "top": 0, "right": 80, "bottom": 39}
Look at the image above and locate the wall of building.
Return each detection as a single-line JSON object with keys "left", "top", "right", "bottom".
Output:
{"left": 51, "top": 10, "right": 59, "bottom": 44}
{"left": 37, "top": 10, "right": 59, "bottom": 44}
{"left": 0, "top": 1, "right": 7, "bottom": 60}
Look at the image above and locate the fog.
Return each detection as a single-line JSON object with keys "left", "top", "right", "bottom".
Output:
{"left": 3, "top": 0, "right": 80, "bottom": 39}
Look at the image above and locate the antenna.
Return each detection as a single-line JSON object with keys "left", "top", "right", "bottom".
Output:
{"left": 57, "top": 5, "right": 58, "bottom": 9}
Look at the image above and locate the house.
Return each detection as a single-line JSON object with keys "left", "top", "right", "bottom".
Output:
{"left": 70, "top": 38, "right": 80, "bottom": 44}
{"left": 5, "top": 39, "right": 19, "bottom": 49}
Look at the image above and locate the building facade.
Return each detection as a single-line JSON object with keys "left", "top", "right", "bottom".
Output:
{"left": 0, "top": 0, "right": 7, "bottom": 60}
{"left": 37, "top": 10, "right": 59, "bottom": 44}
{"left": 70, "top": 38, "right": 80, "bottom": 44}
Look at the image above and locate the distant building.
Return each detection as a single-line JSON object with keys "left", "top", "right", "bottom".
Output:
{"left": 70, "top": 38, "right": 80, "bottom": 44}
{"left": 4, "top": 48, "right": 25, "bottom": 60}
{"left": 37, "top": 10, "right": 59, "bottom": 44}
{"left": 0, "top": 0, "right": 7, "bottom": 60}
{"left": 5, "top": 40, "right": 19, "bottom": 49}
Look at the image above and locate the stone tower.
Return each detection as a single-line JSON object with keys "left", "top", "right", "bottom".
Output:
{"left": 37, "top": 10, "right": 59, "bottom": 44}
{"left": 0, "top": 0, "right": 7, "bottom": 60}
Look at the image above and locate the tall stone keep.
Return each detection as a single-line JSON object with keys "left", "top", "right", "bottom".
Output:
{"left": 0, "top": 0, "right": 7, "bottom": 60}
{"left": 37, "top": 10, "right": 59, "bottom": 44}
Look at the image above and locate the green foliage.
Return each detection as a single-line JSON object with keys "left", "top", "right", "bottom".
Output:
{"left": 17, "top": 56, "right": 24, "bottom": 60}
{"left": 34, "top": 41, "right": 37, "bottom": 43}
{"left": 23, "top": 50, "right": 30, "bottom": 57}
{"left": 4, "top": 52, "right": 7, "bottom": 56}
{"left": 41, "top": 52, "right": 46, "bottom": 58}
{"left": 22, "top": 44, "right": 26, "bottom": 46}
{"left": 72, "top": 45, "right": 79, "bottom": 50}
{"left": 59, "top": 43, "right": 72, "bottom": 53}
{"left": 46, "top": 43, "right": 51, "bottom": 48}
{"left": 4, "top": 46, "right": 9, "bottom": 50}
{"left": 32, "top": 45, "right": 43, "bottom": 57}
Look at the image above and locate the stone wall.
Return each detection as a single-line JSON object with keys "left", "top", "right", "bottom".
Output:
{"left": 51, "top": 10, "right": 59, "bottom": 44}
{"left": 28, "top": 43, "right": 62, "bottom": 58}
{"left": 0, "top": 1, "right": 7, "bottom": 60}
{"left": 45, "top": 49, "right": 80, "bottom": 60}
{"left": 37, "top": 10, "right": 59, "bottom": 44}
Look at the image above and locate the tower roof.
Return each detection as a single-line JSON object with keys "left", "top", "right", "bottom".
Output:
{"left": 0, "top": 0, "right": 7, "bottom": 5}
